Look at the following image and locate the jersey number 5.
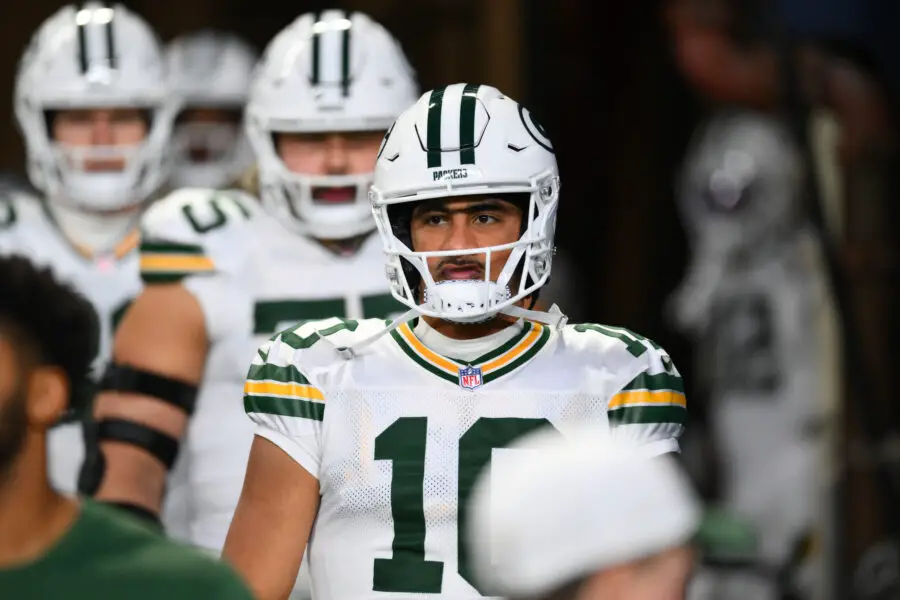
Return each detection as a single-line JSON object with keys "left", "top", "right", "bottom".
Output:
{"left": 374, "top": 416, "right": 559, "bottom": 595}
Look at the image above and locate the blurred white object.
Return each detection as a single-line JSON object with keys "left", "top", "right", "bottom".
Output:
{"left": 668, "top": 110, "right": 803, "bottom": 333}
{"left": 670, "top": 110, "right": 835, "bottom": 600}
{"left": 166, "top": 30, "right": 257, "bottom": 189}
{"left": 467, "top": 426, "right": 702, "bottom": 597}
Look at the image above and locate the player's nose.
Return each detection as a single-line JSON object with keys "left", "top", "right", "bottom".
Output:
{"left": 443, "top": 215, "right": 479, "bottom": 251}
{"left": 322, "top": 135, "right": 349, "bottom": 175}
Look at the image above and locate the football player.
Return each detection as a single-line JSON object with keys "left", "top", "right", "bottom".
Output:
{"left": 0, "top": 3, "right": 175, "bottom": 495}
{"left": 222, "top": 83, "right": 689, "bottom": 600}
{"left": 669, "top": 109, "right": 833, "bottom": 599}
{"left": 156, "top": 29, "right": 258, "bottom": 538}
{"left": 165, "top": 30, "right": 257, "bottom": 190}
{"left": 84, "top": 6, "right": 417, "bottom": 575}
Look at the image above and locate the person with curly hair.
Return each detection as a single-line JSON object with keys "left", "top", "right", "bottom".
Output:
{"left": 0, "top": 255, "right": 253, "bottom": 599}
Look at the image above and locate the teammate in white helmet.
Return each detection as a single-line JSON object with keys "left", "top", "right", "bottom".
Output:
{"left": 222, "top": 83, "right": 690, "bottom": 600}
{"left": 669, "top": 110, "right": 831, "bottom": 599}
{"left": 84, "top": 10, "right": 418, "bottom": 597}
{"left": 165, "top": 30, "right": 257, "bottom": 190}
{"left": 468, "top": 427, "right": 701, "bottom": 600}
{"left": 0, "top": 3, "right": 175, "bottom": 497}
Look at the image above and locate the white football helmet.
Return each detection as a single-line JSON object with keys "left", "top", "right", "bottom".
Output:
{"left": 14, "top": 3, "right": 176, "bottom": 212}
{"left": 245, "top": 9, "right": 418, "bottom": 240}
{"left": 669, "top": 110, "right": 804, "bottom": 332}
{"left": 371, "top": 83, "right": 560, "bottom": 324}
{"left": 166, "top": 30, "right": 257, "bottom": 189}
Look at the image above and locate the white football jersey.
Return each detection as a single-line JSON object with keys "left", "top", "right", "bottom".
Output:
{"left": 137, "top": 188, "right": 403, "bottom": 558}
{"left": 245, "top": 316, "right": 687, "bottom": 600}
{"left": 0, "top": 190, "right": 142, "bottom": 494}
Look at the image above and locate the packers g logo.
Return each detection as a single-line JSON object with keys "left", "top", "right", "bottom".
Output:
{"left": 518, "top": 104, "right": 554, "bottom": 153}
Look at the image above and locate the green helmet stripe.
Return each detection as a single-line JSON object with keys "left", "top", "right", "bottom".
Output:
{"left": 340, "top": 10, "right": 351, "bottom": 96}
{"left": 310, "top": 11, "right": 322, "bottom": 85}
{"left": 459, "top": 83, "right": 480, "bottom": 165}
{"left": 426, "top": 86, "right": 446, "bottom": 168}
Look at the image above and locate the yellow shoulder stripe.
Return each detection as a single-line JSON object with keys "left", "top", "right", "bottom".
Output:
{"left": 140, "top": 253, "right": 215, "bottom": 273}
{"left": 608, "top": 389, "right": 686, "bottom": 410}
{"left": 243, "top": 380, "right": 325, "bottom": 402}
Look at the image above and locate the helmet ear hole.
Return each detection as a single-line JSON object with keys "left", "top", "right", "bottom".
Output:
{"left": 399, "top": 257, "right": 421, "bottom": 302}
{"left": 43, "top": 110, "right": 57, "bottom": 137}
{"left": 387, "top": 202, "right": 414, "bottom": 246}
{"left": 386, "top": 203, "right": 420, "bottom": 299}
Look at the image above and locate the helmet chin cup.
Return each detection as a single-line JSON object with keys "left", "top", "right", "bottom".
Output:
{"left": 422, "top": 280, "right": 512, "bottom": 324}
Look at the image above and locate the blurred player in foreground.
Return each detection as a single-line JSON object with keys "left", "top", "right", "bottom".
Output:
{"left": 0, "top": 255, "right": 252, "bottom": 599}
{"left": 468, "top": 428, "right": 702, "bottom": 600}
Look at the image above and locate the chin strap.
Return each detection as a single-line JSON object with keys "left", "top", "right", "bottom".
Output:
{"left": 501, "top": 303, "right": 569, "bottom": 327}
{"left": 321, "top": 303, "right": 569, "bottom": 361}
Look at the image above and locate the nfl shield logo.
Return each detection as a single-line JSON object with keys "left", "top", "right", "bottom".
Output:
{"left": 458, "top": 365, "right": 483, "bottom": 390}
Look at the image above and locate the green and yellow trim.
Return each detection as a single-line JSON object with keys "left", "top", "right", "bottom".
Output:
{"left": 139, "top": 241, "right": 215, "bottom": 284}
{"left": 114, "top": 230, "right": 141, "bottom": 259}
{"left": 390, "top": 320, "right": 551, "bottom": 387}
{"left": 73, "top": 230, "right": 141, "bottom": 262}
{"left": 608, "top": 371, "right": 687, "bottom": 426}
{"left": 243, "top": 380, "right": 325, "bottom": 421}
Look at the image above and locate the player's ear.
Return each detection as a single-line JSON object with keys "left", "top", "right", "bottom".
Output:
{"left": 26, "top": 366, "right": 68, "bottom": 427}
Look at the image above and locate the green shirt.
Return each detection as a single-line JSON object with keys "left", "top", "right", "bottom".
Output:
{"left": 0, "top": 500, "right": 253, "bottom": 600}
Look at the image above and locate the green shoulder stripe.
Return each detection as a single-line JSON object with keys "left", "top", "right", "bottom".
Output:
{"left": 280, "top": 318, "right": 359, "bottom": 351}
{"left": 140, "top": 240, "right": 205, "bottom": 255}
{"left": 621, "top": 371, "right": 684, "bottom": 394}
{"left": 243, "top": 395, "right": 324, "bottom": 421}
{"left": 246, "top": 361, "right": 311, "bottom": 386}
{"left": 608, "top": 405, "right": 686, "bottom": 426}
{"left": 139, "top": 238, "right": 215, "bottom": 285}
{"left": 573, "top": 323, "right": 653, "bottom": 358}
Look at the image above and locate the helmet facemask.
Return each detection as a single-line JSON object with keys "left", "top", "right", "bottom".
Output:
{"left": 170, "top": 109, "right": 251, "bottom": 189}
{"left": 28, "top": 106, "right": 172, "bottom": 213}
{"left": 249, "top": 118, "right": 380, "bottom": 240}
{"left": 165, "top": 30, "right": 258, "bottom": 189}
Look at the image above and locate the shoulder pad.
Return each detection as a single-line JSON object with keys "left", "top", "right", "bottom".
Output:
{"left": 0, "top": 190, "right": 53, "bottom": 245}
{"left": 561, "top": 322, "right": 677, "bottom": 379}
{"left": 273, "top": 317, "right": 389, "bottom": 369}
{"left": 139, "top": 187, "right": 260, "bottom": 285}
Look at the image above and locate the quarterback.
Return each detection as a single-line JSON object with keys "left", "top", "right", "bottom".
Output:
{"left": 223, "top": 83, "right": 689, "bottom": 600}
{"left": 85, "top": 7, "right": 418, "bottom": 567}
{"left": 0, "top": 3, "right": 176, "bottom": 494}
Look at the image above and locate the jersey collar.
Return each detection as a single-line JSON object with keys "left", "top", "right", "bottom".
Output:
{"left": 390, "top": 319, "right": 551, "bottom": 388}
{"left": 72, "top": 229, "right": 140, "bottom": 262}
